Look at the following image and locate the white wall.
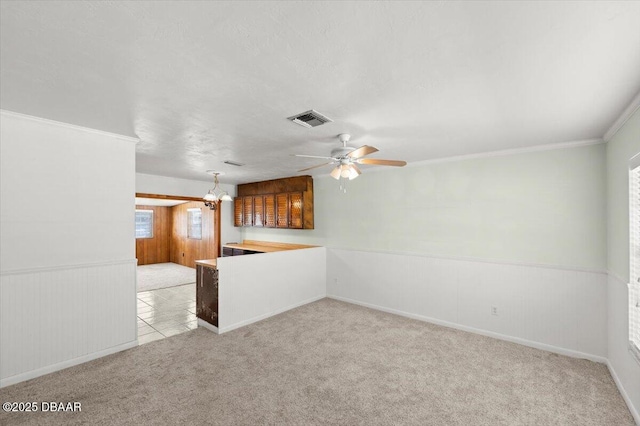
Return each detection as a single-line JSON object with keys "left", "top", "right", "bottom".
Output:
{"left": 606, "top": 106, "right": 640, "bottom": 422}
{"left": 136, "top": 173, "right": 241, "bottom": 247}
{"left": 241, "top": 142, "right": 610, "bottom": 362}
{"left": 244, "top": 142, "right": 607, "bottom": 271}
{"left": 217, "top": 247, "right": 326, "bottom": 333}
{"left": 0, "top": 111, "right": 138, "bottom": 387}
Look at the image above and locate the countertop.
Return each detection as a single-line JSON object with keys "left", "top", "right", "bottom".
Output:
{"left": 195, "top": 259, "right": 217, "bottom": 268}
{"left": 223, "top": 240, "right": 317, "bottom": 253}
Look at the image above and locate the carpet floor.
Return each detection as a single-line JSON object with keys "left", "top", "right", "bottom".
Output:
{"left": 137, "top": 262, "right": 196, "bottom": 292}
{"left": 0, "top": 299, "right": 634, "bottom": 425}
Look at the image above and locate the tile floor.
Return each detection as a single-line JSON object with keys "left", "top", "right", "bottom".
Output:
{"left": 137, "top": 283, "right": 197, "bottom": 345}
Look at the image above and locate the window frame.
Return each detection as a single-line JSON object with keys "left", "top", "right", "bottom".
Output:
{"left": 629, "top": 153, "right": 640, "bottom": 364}
{"left": 187, "top": 207, "right": 203, "bottom": 240}
{"left": 135, "top": 209, "right": 154, "bottom": 239}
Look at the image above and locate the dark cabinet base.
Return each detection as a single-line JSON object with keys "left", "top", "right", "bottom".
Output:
{"left": 222, "top": 246, "right": 260, "bottom": 256}
{"left": 196, "top": 264, "right": 218, "bottom": 327}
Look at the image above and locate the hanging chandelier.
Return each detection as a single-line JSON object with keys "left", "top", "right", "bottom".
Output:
{"left": 203, "top": 171, "right": 232, "bottom": 210}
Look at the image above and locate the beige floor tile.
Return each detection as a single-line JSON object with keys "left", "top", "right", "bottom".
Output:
{"left": 159, "top": 326, "right": 190, "bottom": 337}
{"left": 136, "top": 304, "right": 155, "bottom": 314}
{"left": 143, "top": 312, "right": 193, "bottom": 325}
{"left": 137, "top": 325, "right": 156, "bottom": 336}
{"left": 138, "top": 332, "right": 164, "bottom": 345}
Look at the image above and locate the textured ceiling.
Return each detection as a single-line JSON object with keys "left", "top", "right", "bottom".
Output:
{"left": 1, "top": 1, "right": 640, "bottom": 184}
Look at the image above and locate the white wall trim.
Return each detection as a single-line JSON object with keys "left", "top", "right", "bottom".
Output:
{"left": 328, "top": 295, "right": 607, "bottom": 364}
{"left": 328, "top": 246, "right": 607, "bottom": 276}
{"left": 607, "top": 360, "right": 640, "bottom": 425}
{"left": 0, "top": 340, "right": 138, "bottom": 389}
{"left": 0, "top": 259, "right": 138, "bottom": 276}
{"left": 218, "top": 294, "right": 325, "bottom": 334}
{"left": 0, "top": 109, "right": 139, "bottom": 144}
{"left": 604, "top": 90, "right": 640, "bottom": 142}
{"left": 197, "top": 319, "right": 220, "bottom": 334}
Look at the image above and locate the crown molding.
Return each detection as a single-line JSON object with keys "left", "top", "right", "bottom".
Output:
{"left": 603, "top": 90, "right": 640, "bottom": 142}
{"left": 310, "top": 138, "right": 605, "bottom": 179}
{"left": 0, "top": 109, "right": 139, "bottom": 144}
{"left": 406, "top": 138, "right": 604, "bottom": 168}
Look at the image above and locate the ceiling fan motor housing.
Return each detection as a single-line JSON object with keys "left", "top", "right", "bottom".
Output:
{"left": 330, "top": 146, "right": 355, "bottom": 158}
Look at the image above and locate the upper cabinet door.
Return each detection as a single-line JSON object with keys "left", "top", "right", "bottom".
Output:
{"left": 253, "top": 195, "right": 264, "bottom": 227}
{"left": 276, "top": 193, "right": 289, "bottom": 228}
{"left": 243, "top": 196, "right": 253, "bottom": 226}
{"left": 289, "top": 192, "right": 303, "bottom": 229}
{"left": 264, "top": 194, "right": 276, "bottom": 228}
{"left": 234, "top": 198, "right": 243, "bottom": 227}
{"left": 235, "top": 176, "right": 314, "bottom": 229}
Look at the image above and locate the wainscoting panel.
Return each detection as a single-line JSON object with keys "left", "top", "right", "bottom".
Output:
{"left": 327, "top": 249, "right": 607, "bottom": 360}
{"left": 217, "top": 247, "right": 326, "bottom": 333}
{"left": 0, "top": 260, "right": 137, "bottom": 387}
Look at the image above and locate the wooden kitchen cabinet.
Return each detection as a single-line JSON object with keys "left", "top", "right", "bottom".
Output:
{"left": 264, "top": 194, "right": 276, "bottom": 228}
{"left": 234, "top": 198, "right": 243, "bottom": 227}
{"left": 289, "top": 192, "right": 303, "bottom": 229}
{"left": 233, "top": 176, "right": 314, "bottom": 229}
{"left": 243, "top": 196, "right": 253, "bottom": 226}
{"left": 276, "top": 192, "right": 302, "bottom": 228}
{"left": 253, "top": 195, "right": 264, "bottom": 227}
{"left": 276, "top": 193, "right": 289, "bottom": 228}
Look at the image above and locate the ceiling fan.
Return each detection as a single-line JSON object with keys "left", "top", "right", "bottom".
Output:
{"left": 295, "top": 133, "right": 407, "bottom": 180}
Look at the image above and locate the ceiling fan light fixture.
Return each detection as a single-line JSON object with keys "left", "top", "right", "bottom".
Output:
{"left": 347, "top": 166, "right": 360, "bottom": 180}
{"left": 330, "top": 166, "right": 341, "bottom": 180}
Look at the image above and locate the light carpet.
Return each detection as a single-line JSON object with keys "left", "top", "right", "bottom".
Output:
{"left": 0, "top": 299, "right": 634, "bottom": 425}
{"left": 137, "top": 262, "right": 196, "bottom": 292}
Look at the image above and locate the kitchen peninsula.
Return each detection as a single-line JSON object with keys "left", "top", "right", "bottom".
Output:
{"left": 195, "top": 240, "right": 325, "bottom": 334}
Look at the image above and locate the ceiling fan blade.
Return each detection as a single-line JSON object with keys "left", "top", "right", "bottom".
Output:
{"left": 351, "top": 163, "right": 361, "bottom": 175}
{"left": 357, "top": 158, "right": 407, "bottom": 167}
{"left": 293, "top": 154, "right": 335, "bottom": 160}
{"left": 347, "top": 145, "right": 379, "bottom": 159}
{"left": 297, "top": 162, "right": 333, "bottom": 172}
{"left": 330, "top": 165, "right": 342, "bottom": 180}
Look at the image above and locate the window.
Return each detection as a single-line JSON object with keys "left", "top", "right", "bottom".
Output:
{"left": 630, "top": 153, "right": 640, "bottom": 363}
{"left": 135, "top": 210, "right": 153, "bottom": 239}
{"left": 188, "top": 208, "right": 202, "bottom": 240}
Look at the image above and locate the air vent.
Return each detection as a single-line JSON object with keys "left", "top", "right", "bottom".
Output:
{"left": 287, "top": 109, "right": 333, "bottom": 128}
{"left": 224, "top": 160, "right": 245, "bottom": 167}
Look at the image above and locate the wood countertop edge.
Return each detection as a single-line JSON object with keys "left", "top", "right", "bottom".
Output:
{"left": 195, "top": 259, "right": 217, "bottom": 268}
{"left": 223, "top": 240, "right": 318, "bottom": 253}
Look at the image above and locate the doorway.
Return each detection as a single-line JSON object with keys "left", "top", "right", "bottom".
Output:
{"left": 134, "top": 193, "right": 221, "bottom": 344}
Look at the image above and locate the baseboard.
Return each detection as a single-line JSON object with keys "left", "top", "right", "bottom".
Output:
{"left": 218, "top": 294, "right": 326, "bottom": 334}
{"left": 607, "top": 360, "right": 640, "bottom": 425}
{"left": 0, "top": 340, "right": 138, "bottom": 388}
{"left": 328, "top": 295, "right": 608, "bottom": 364}
{"left": 197, "top": 318, "right": 219, "bottom": 334}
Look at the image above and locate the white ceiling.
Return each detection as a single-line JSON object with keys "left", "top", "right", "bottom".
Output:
{"left": 1, "top": 1, "right": 639, "bottom": 184}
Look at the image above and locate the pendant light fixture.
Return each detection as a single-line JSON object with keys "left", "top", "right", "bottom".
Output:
{"left": 203, "top": 171, "right": 232, "bottom": 210}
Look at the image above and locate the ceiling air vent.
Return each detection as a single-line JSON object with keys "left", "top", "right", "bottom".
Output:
{"left": 287, "top": 109, "right": 333, "bottom": 128}
{"left": 224, "top": 160, "right": 245, "bottom": 167}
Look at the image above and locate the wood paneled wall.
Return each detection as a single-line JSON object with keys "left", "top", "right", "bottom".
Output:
{"left": 135, "top": 205, "right": 171, "bottom": 265}
{"left": 170, "top": 202, "right": 219, "bottom": 268}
